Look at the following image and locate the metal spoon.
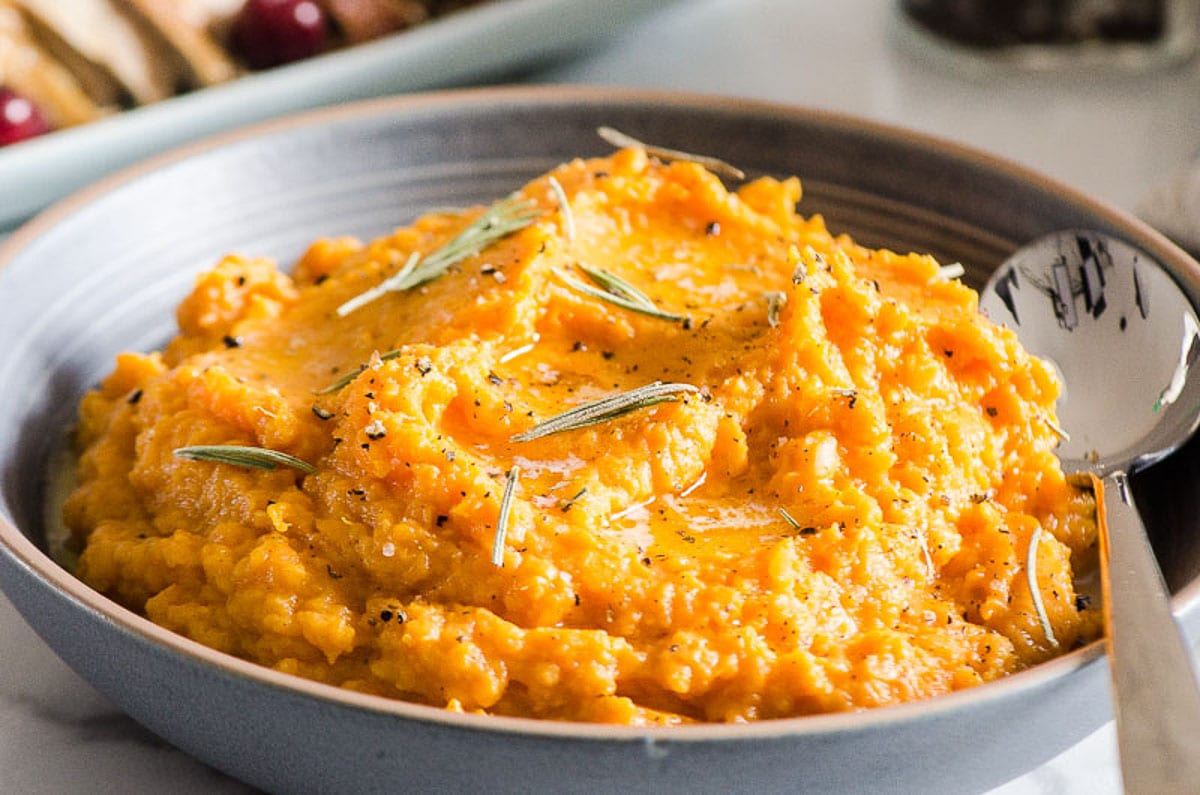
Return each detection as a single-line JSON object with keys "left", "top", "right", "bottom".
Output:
{"left": 980, "top": 229, "right": 1200, "bottom": 794}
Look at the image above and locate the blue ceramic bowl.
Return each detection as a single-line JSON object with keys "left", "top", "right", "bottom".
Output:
{"left": 2, "top": 87, "right": 1198, "bottom": 793}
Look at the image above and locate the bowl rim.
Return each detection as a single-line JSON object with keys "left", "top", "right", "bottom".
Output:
{"left": 2, "top": 83, "right": 1193, "bottom": 740}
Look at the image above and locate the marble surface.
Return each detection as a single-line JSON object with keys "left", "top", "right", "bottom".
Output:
{"left": 5, "top": 0, "right": 1200, "bottom": 791}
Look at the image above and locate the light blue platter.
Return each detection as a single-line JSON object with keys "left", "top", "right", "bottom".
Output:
{"left": 0, "top": 0, "right": 675, "bottom": 232}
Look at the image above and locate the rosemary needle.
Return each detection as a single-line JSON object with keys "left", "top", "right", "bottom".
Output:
{"left": 511, "top": 381, "right": 699, "bottom": 442}
{"left": 174, "top": 445, "right": 316, "bottom": 474}
{"left": 1043, "top": 415, "right": 1071, "bottom": 443}
{"left": 548, "top": 175, "right": 575, "bottom": 245}
{"left": 317, "top": 348, "right": 404, "bottom": 394}
{"left": 596, "top": 126, "right": 745, "bottom": 180}
{"left": 778, "top": 507, "right": 802, "bottom": 529}
{"left": 556, "top": 264, "right": 688, "bottom": 323}
{"left": 1027, "top": 525, "right": 1060, "bottom": 648}
{"left": 559, "top": 486, "right": 588, "bottom": 511}
{"left": 938, "top": 262, "right": 966, "bottom": 280}
{"left": 764, "top": 291, "right": 787, "bottom": 327}
{"left": 493, "top": 465, "right": 520, "bottom": 567}
{"left": 499, "top": 341, "right": 537, "bottom": 364}
{"left": 337, "top": 195, "right": 542, "bottom": 316}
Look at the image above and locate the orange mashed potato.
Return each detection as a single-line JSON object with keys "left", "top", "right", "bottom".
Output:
{"left": 64, "top": 147, "right": 1100, "bottom": 724}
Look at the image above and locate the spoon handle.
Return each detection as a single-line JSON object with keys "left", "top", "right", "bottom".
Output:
{"left": 1098, "top": 471, "right": 1200, "bottom": 794}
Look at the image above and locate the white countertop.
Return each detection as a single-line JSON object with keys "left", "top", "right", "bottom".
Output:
{"left": 5, "top": 0, "right": 1200, "bottom": 791}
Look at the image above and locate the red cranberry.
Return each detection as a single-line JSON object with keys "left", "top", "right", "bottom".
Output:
{"left": 0, "top": 87, "right": 50, "bottom": 147}
{"left": 233, "top": 0, "right": 329, "bottom": 70}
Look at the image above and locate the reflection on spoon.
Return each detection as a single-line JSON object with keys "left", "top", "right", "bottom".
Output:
{"left": 1155, "top": 312, "right": 1200, "bottom": 413}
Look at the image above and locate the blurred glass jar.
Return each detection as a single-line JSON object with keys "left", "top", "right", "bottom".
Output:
{"left": 900, "top": 0, "right": 1198, "bottom": 68}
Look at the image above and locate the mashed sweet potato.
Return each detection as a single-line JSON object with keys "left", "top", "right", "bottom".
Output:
{"left": 63, "top": 146, "right": 1100, "bottom": 724}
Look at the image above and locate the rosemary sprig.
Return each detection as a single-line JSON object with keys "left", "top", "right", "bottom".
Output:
{"left": 1027, "top": 524, "right": 1060, "bottom": 648}
{"left": 577, "top": 263, "right": 657, "bottom": 306}
{"left": 597, "top": 126, "right": 745, "bottom": 180}
{"left": 337, "top": 195, "right": 542, "bottom": 316}
{"left": 174, "top": 445, "right": 316, "bottom": 474}
{"left": 492, "top": 465, "right": 520, "bottom": 566}
{"left": 556, "top": 264, "right": 688, "bottom": 323}
{"left": 511, "top": 381, "right": 699, "bottom": 442}
{"left": 317, "top": 348, "right": 404, "bottom": 394}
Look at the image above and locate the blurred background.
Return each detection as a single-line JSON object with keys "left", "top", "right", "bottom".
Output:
{"left": 2, "top": 0, "right": 1199, "bottom": 238}
{"left": 4, "top": 1, "right": 1200, "bottom": 792}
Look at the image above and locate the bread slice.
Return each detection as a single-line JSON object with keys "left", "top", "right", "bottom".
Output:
{"left": 115, "top": 0, "right": 240, "bottom": 88}
{"left": 177, "top": 0, "right": 245, "bottom": 43}
{"left": 316, "top": 0, "right": 428, "bottom": 45}
{"left": 13, "top": 0, "right": 182, "bottom": 106}
{"left": 0, "top": 2, "right": 107, "bottom": 126}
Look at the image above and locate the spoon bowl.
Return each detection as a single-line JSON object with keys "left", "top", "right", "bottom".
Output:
{"left": 982, "top": 230, "right": 1200, "bottom": 475}
{"left": 981, "top": 228, "right": 1200, "bottom": 794}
